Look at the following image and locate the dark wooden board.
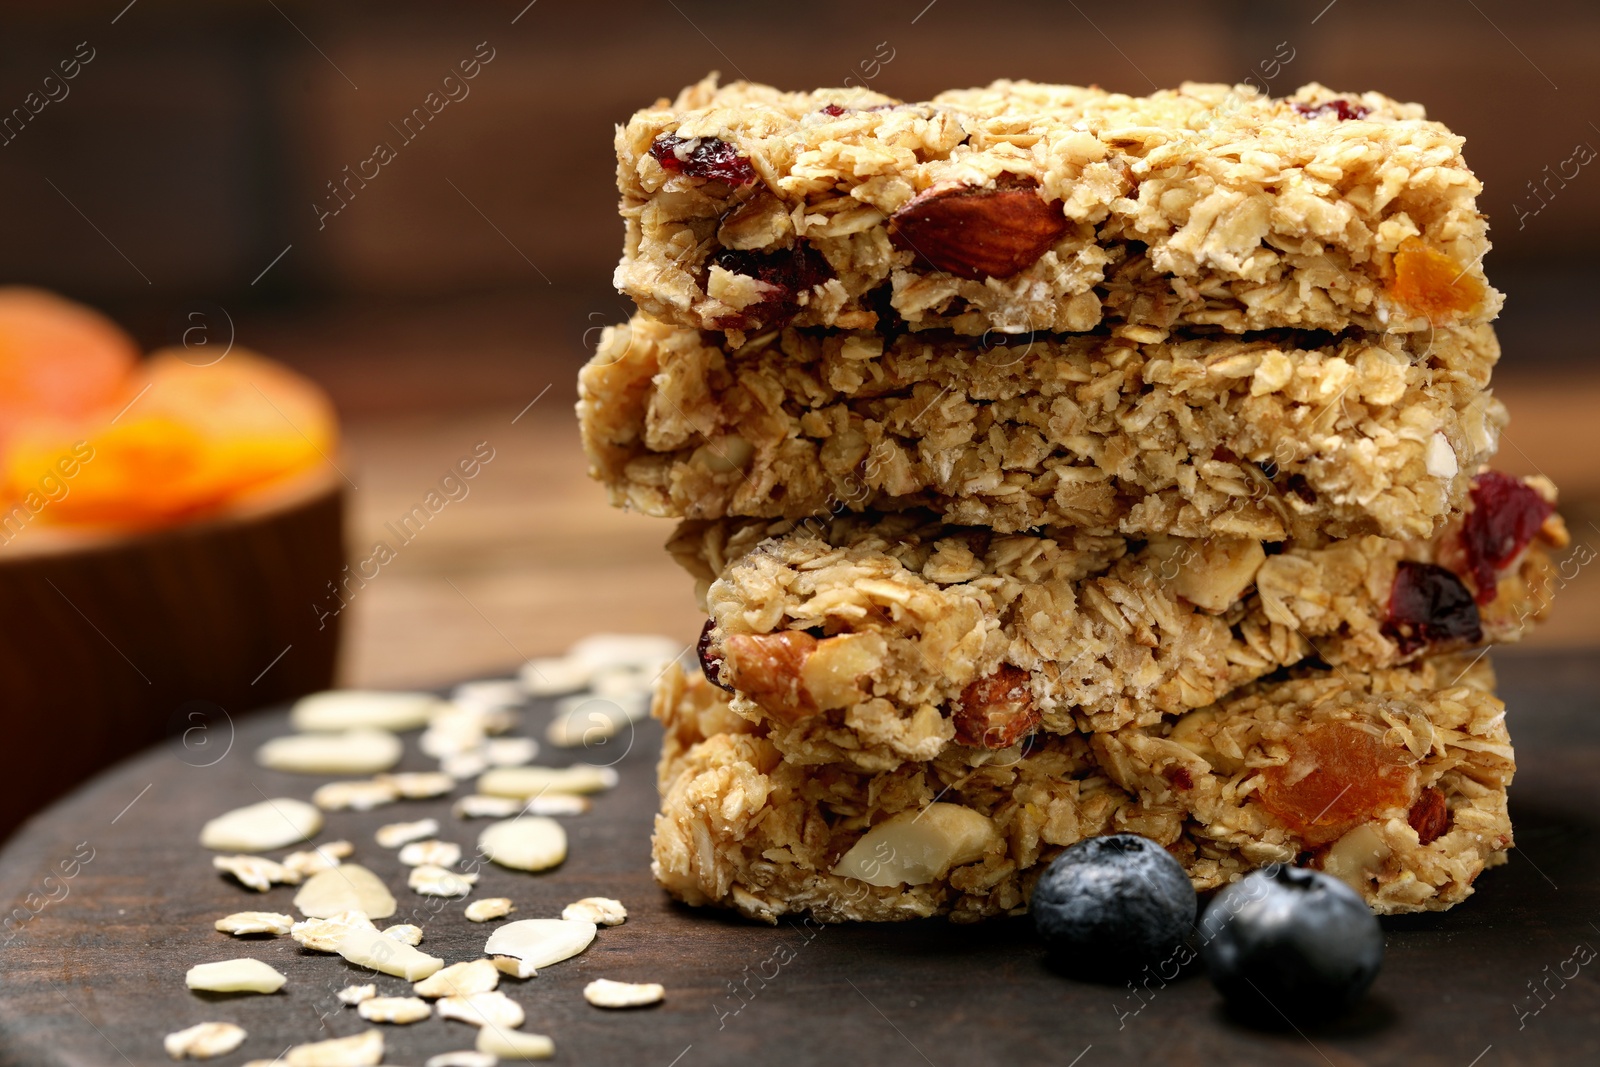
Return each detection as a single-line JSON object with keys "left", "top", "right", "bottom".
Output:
{"left": 2, "top": 651, "right": 1598, "bottom": 1067}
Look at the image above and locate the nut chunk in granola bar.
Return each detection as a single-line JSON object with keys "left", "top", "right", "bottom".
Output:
{"left": 579, "top": 312, "right": 1505, "bottom": 541}
{"left": 615, "top": 76, "right": 1500, "bottom": 341}
{"left": 670, "top": 481, "right": 1560, "bottom": 768}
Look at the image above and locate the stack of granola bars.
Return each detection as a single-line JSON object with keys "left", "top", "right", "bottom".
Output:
{"left": 579, "top": 76, "right": 1567, "bottom": 921}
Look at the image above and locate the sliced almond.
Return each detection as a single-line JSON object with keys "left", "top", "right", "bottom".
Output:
{"left": 421, "top": 709, "right": 490, "bottom": 759}
{"left": 561, "top": 897, "right": 626, "bottom": 926}
{"left": 567, "top": 633, "right": 680, "bottom": 672}
{"left": 376, "top": 771, "right": 457, "bottom": 799}
{"left": 292, "top": 690, "right": 442, "bottom": 732}
{"left": 478, "top": 817, "right": 567, "bottom": 872}
{"left": 213, "top": 854, "right": 300, "bottom": 892}
{"left": 257, "top": 729, "right": 402, "bottom": 775}
{"left": 483, "top": 918, "right": 595, "bottom": 969}
{"left": 282, "top": 1029, "right": 383, "bottom": 1067}
{"left": 336, "top": 983, "right": 376, "bottom": 1006}
{"left": 464, "top": 898, "right": 515, "bottom": 923}
{"left": 409, "top": 864, "right": 477, "bottom": 897}
{"left": 583, "top": 978, "right": 665, "bottom": 1008}
{"left": 200, "top": 798, "right": 322, "bottom": 853}
{"left": 477, "top": 765, "right": 617, "bottom": 799}
{"left": 452, "top": 678, "right": 526, "bottom": 709}
{"left": 832, "top": 804, "right": 1000, "bottom": 887}
{"left": 519, "top": 656, "right": 592, "bottom": 696}
{"left": 525, "top": 793, "right": 590, "bottom": 816}
{"left": 453, "top": 795, "right": 521, "bottom": 819}
{"left": 293, "top": 865, "right": 397, "bottom": 920}
{"left": 426, "top": 1052, "right": 498, "bottom": 1067}
{"left": 398, "top": 840, "right": 462, "bottom": 868}
{"left": 492, "top": 955, "right": 538, "bottom": 979}
{"left": 382, "top": 923, "right": 424, "bottom": 946}
{"left": 164, "top": 1021, "right": 247, "bottom": 1059}
{"left": 441, "top": 751, "right": 491, "bottom": 779}
{"left": 336, "top": 926, "right": 444, "bottom": 980}
{"left": 475, "top": 1027, "right": 554, "bottom": 1060}
{"left": 375, "top": 819, "right": 440, "bottom": 849}
{"left": 185, "top": 958, "right": 286, "bottom": 994}
{"left": 545, "top": 694, "right": 647, "bottom": 748}
{"left": 484, "top": 737, "right": 539, "bottom": 767}
{"left": 291, "top": 911, "right": 375, "bottom": 953}
{"left": 357, "top": 996, "right": 431, "bottom": 1024}
{"left": 313, "top": 780, "right": 399, "bottom": 812}
{"left": 215, "top": 911, "right": 294, "bottom": 936}
{"left": 413, "top": 958, "right": 499, "bottom": 998}
{"left": 437, "top": 990, "right": 524, "bottom": 1029}
{"left": 281, "top": 840, "right": 354, "bottom": 878}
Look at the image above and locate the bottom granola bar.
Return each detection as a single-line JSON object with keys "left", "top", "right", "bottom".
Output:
{"left": 651, "top": 654, "right": 1511, "bottom": 922}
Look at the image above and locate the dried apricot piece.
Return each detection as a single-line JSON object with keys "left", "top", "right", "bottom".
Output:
{"left": 1387, "top": 236, "right": 1486, "bottom": 322}
{"left": 1258, "top": 723, "right": 1418, "bottom": 846}
{"left": 0, "top": 287, "right": 137, "bottom": 442}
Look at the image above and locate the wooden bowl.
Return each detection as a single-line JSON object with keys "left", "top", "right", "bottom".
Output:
{"left": 0, "top": 466, "right": 345, "bottom": 840}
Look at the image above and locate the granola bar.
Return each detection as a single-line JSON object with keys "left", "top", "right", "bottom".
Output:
{"left": 616, "top": 77, "right": 1499, "bottom": 343}
{"left": 675, "top": 475, "right": 1561, "bottom": 768}
{"left": 579, "top": 312, "right": 1505, "bottom": 541}
{"left": 652, "top": 655, "right": 1510, "bottom": 921}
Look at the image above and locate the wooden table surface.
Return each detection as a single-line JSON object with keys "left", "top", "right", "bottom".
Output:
{"left": 1, "top": 650, "right": 1596, "bottom": 1067}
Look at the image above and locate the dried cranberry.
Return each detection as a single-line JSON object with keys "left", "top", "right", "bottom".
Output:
{"left": 649, "top": 134, "right": 757, "bottom": 186}
{"left": 1382, "top": 561, "right": 1483, "bottom": 655}
{"left": 1460, "top": 471, "right": 1554, "bottom": 604}
{"left": 711, "top": 243, "right": 834, "bottom": 330}
{"left": 1293, "top": 100, "right": 1370, "bottom": 121}
{"left": 697, "top": 618, "right": 732, "bottom": 692}
{"left": 819, "top": 103, "right": 848, "bottom": 117}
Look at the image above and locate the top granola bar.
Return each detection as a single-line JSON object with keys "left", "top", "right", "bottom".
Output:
{"left": 616, "top": 76, "right": 1499, "bottom": 342}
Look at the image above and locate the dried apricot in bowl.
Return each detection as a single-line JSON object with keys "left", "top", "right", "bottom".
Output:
{"left": 0, "top": 287, "right": 137, "bottom": 440}
{"left": 4, "top": 348, "right": 337, "bottom": 527}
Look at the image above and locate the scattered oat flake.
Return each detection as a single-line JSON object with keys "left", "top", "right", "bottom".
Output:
{"left": 584, "top": 978, "right": 665, "bottom": 1008}
{"left": 337, "top": 983, "right": 376, "bottom": 1006}
{"left": 483, "top": 918, "right": 596, "bottom": 969}
{"left": 426, "top": 1052, "right": 498, "bottom": 1067}
{"left": 409, "top": 863, "right": 477, "bottom": 897}
{"left": 215, "top": 911, "right": 295, "bottom": 937}
{"left": 479, "top": 817, "right": 567, "bottom": 872}
{"left": 562, "top": 897, "right": 626, "bottom": 926}
{"left": 291, "top": 910, "right": 375, "bottom": 953}
{"left": 453, "top": 678, "right": 526, "bottom": 709}
{"left": 382, "top": 923, "right": 424, "bottom": 946}
{"left": 281, "top": 1028, "right": 384, "bottom": 1067}
{"left": 357, "top": 995, "right": 432, "bottom": 1024}
{"left": 568, "top": 632, "right": 680, "bottom": 672}
{"left": 294, "top": 864, "right": 397, "bottom": 919}
{"left": 452, "top": 794, "right": 521, "bottom": 819}
{"left": 492, "top": 955, "right": 538, "bottom": 979}
{"left": 312, "top": 780, "right": 398, "bottom": 812}
{"left": 441, "top": 750, "right": 491, "bottom": 779}
{"left": 292, "top": 690, "right": 441, "bottom": 732}
{"left": 484, "top": 736, "right": 539, "bottom": 767}
{"left": 282, "top": 840, "right": 354, "bottom": 877}
{"left": 213, "top": 854, "right": 300, "bottom": 892}
{"left": 336, "top": 926, "right": 444, "bottom": 980}
{"left": 256, "top": 728, "right": 403, "bottom": 775}
{"left": 375, "top": 819, "right": 440, "bottom": 849}
{"left": 436, "top": 990, "right": 525, "bottom": 1029}
{"left": 475, "top": 1027, "right": 554, "bottom": 1060}
{"left": 546, "top": 692, "right": 648, "bottom": 748}
{"left": 378, "top": 771, "right": 457, "bottom": 799}
{"left": 477, "top": 764, "right": 617, "bottom": 798}
{"left": 465, "top": 898, "right": 515, "bottom": 922}
{"left": 526, "top": 793, "right": 590, "bottom": 816}
{"left": 185, "top": 958, "right": 286, "bottom": 994}
{"left": 414, "top": 958, "right": 500, "bottom": 998}
{"left": 589, "top": 664, "right": 657, "bottom": 699}
{"left": 398, "top": 839, "right": 462, "bottom": 868}
{"left": 200, "top": 798, "right": 322, "bottom": 853}
{"left": 163, "top": 1021, "right": 247, "bottom": 1060}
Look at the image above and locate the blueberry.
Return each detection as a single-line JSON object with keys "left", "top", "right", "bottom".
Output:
{"left": 1031, "top": 834, "right": 1197, "bottom": 973}
{"left": 1199, "top": 865, "right": 1383, "bottom": 1021}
